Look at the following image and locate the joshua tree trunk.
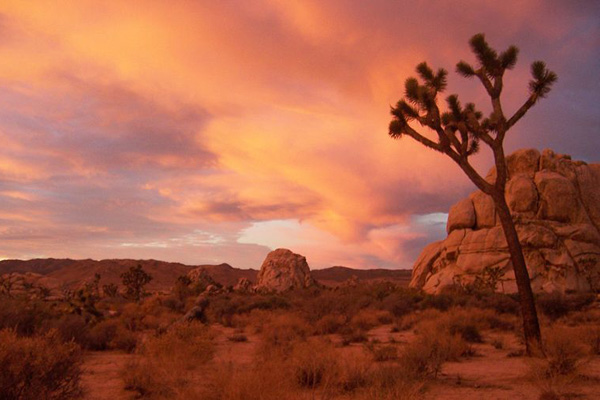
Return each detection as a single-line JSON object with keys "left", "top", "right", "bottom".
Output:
{"left": 493, "top": 192, "right": 544, "bottom": 357}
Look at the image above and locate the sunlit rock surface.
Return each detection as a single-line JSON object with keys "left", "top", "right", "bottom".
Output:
{"left": 411, "top": 149, "right": 600, "bottom": 294}
{"left": 255, "top": 248, "right": 316, "bottom": 292}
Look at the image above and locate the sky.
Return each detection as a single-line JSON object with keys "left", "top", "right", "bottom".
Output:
{"left": 0, "top": 1, "right": 598, "bottom": 270}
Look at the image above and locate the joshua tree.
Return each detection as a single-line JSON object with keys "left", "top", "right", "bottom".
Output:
{"left": 121, "top": 264, "right": 153, "bottom": 302}
{"left": 388, "top": 33, "right": 557, "bottom": 357}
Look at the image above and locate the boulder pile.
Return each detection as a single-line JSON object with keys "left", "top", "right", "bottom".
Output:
{"left": 411, "top": 149, "right": 600, "bottom": 294}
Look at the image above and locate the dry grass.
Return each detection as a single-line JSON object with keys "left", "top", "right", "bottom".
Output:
{"left": 0, "top": 329, "right": 83, "bottom": 400}
{"left": 122, "top": 322, "right": 215, "bottom": 399}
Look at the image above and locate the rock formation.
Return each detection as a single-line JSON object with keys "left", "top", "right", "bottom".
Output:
{"left": 186, "top": 267, "right": 220, "bottom": 291}
{"left": 411, "top": 149, "right": 600, "bottom": 294}
{"left": 233, "top": 277, "right": 253, "bottom": 292}
{"left": 255, "top": 248, "right": 316, "bottom": 292}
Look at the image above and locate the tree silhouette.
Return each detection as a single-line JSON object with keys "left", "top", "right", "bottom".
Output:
{"left": 121, "top": 264, "right": 153, "bottom": 302}
{"left": 388, "top": 33, "right": 557, "bottom": 357}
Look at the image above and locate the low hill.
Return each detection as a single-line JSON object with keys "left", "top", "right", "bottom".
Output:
{"left": 312, "top": 266, "right": 412, "bottom": 287}
{"left": 0, "top": 258, "right": 411, "bottom": 292}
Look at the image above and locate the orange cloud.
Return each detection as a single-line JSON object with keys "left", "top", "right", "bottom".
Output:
{"left": 0, "top": 1, "right": 597, "bottom": 269}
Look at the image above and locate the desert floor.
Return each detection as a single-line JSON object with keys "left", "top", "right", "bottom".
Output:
{"left": 81, "top": 324, "right": 600, "bottom": 400}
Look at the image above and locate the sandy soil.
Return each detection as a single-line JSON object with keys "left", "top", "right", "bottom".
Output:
{"left": 81, "top": 325, "right": 600, "bottom": 399}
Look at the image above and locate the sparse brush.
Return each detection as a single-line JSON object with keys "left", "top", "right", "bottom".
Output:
{"left": 400, "top": 329, "right": 468, "bottom": 379}
{"left": 314, "top": 313, "right": 346, "bottom": 335}
{"left": 366, "top": 342, "right": 399, "bottom": 362}
{"left": 122, "top": 322, "right": 214, "bottom": 398}
{"left": 0, "top": 329, "right": 83, "bottom": 400}
{"left": 256, "top": 313, "right": 310, "bottom": 359}
{"left": 357, "top": 365, "right": 424, "bottom": 400}
{"left": 535, "top": 326, "right": 588, "bottom": 380}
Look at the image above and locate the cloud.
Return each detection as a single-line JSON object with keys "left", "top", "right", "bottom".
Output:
{"left": 0, "top": 1, "right": 598, "bottom": 269}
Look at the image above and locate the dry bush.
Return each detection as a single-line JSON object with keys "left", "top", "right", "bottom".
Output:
{"left": 366, "top": 343, "right": 399, "bottom": 362}
{"left": 400, "top": 328, "right": 468, "bottom": 379}
{"left": 315, "top": 313, "right": 346, "bottom": 335}
{"left": 528, "top": 326, "right": 590, "bottom": 400}
{"left": 123, "top": 322, "right": 214, "bottom": 398}
{"left": 335, "top": 352, "right": 373, "bottom": 392}
{"left": 202, "top": 361, "right": 293, "bottom": 400}
{"left": 0, "top": 329, "right": 83, "bottom": 400}
{"left": 86, "top": 318, "right": 119, "bottom": 350}
{"left": 580, "top": 325, "right": 600, "bottom": 355}
{"left": 350, "top": 309, "right": 392, "bottom": 331}
{"left": 355, "top": 365, "right": 424, "bottom": 400}
{"left": 340, "top": 324, "right": 369, "bottom": 345}
{"left": 257, "top": 313, "right": 310, "bottom": 358}
{"left": 542, "top": 326, "right": 588, "bottom": 377}
{"left": 396, "top": 308, "right": 443, "bottom": 331}
{"left": 289, "top": 339, "right": 339, "bottom": 391}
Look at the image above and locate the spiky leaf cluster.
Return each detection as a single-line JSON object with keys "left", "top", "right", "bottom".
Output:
{"left": 389, "top": 33, "right": 557, "bottom": 161}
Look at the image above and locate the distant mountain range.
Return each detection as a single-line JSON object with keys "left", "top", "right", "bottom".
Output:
{"left": 0, "top": 258, "right": 411, "bottom": 291}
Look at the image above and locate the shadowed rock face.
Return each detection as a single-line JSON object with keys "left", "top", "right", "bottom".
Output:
{"left": 411, "top": 148, "right": 600, "bottom": 294}
{"left": 255, "top": 248, "right": 316, "bottom": 292}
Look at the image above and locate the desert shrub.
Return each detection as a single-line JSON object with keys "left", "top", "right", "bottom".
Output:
{"left": 537, "top": 292, "right": 595, "bottom": 320}
{"left": 357, "top": 365, "right": 424, "bottom": 400}
{"left": 207, "top": 294, "right": 291, "bottom": 326}
{"left": 110, "top": 326, "right": 139, "bottom": 352}
{"left": 469, "top": 292, "right": 520, "bottom": 315}
{"left": 381, "top": 289, "right": 424, "bottom": 317}
{"left": 227, "top": 333, "right": 248, "bottom": 342}
{"left": 397, "top": 308, "right": 443, "bottom": 331}
{"left": 542, "top": 326, "right": 587, "bottom": 377}
{"left": 0, "top": 299, "right": 56, "bottom": 336}
{"left": 43, "top": 313, "right": 90, "bottom": 347}
{"left": 366, "top": 343, "right": 399, "bottom": 362}
{"left": 257, "top": 313, "right": 310, "bottom": 358}
{"left": 335, "top": 352, "right": 373, "bottom": 392}
{"left": 581, "top": 325, "right": 600, "bottom": 355}
{"left": 161, "top": 295, "right": 186, "bottom": 313}
{"left": 87, "top": 318, "right": 119, "bottom": 350}
{"left": 351, "top": 308, "right": 389, "bottom": 331}
{"left": 123, "top": 322, "right": 214, "bottom": 398}
{"left": 314, "top": 313, "right": 346, "bottom": 334}
{"left": 203, "top": 361, "right": 293, "bottom": 400}
{"left": 340, "top": 324, "right": 369, "bottom": 345}
{"left": 0, "top": 329, "right": 83, "bottom": 400}
{"left": 290, "top": 339, "right": 339, "bottom": 389}
{"left": 400, "top": 328, "right": 468, "bottom": 379}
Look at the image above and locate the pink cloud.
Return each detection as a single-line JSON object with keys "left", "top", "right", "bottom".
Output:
{"left": 0, "top": 1, "right": 598, "bottom": 269}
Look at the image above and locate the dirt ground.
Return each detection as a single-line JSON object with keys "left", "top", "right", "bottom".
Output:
{"left": 81, "top": 325, "right": 600, "bottom": 399}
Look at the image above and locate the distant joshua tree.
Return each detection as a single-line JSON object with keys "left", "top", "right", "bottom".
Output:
{"left": 121, "top": 264, "right": 153, "bottom": 302}
{"left": 388, "top": 33, "right": 557, "bottom": 357}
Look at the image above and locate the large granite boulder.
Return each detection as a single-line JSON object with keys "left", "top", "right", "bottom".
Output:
{"left": 255, "top": 248, "right": 316, "bottom": 292}
{"left": 411, "top": 149, "right": 600, "bottom": 294}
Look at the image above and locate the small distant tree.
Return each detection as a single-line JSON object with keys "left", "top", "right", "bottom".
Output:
{"left": 120, "top": 264, "right": 153, "bottom": 302}
{"left": 102, "top": 283, "right": 119, "bottom": 298}
{"left": 388, "top": 33, "right": 557, "bottom": 357}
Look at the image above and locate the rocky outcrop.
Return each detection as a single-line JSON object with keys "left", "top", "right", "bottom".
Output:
{"left": 411, "top": 149, "right": 600, "bottom": 294}
{"left": 255, "top": 248, "right": 316, "bottom": 292}
{"left": 233, "top": 278, "right": 253, "bottom": 292}
{"left": 186, "top": 267, "right": 220, "bottom": 291}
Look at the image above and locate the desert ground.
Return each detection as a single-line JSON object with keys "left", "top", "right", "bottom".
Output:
{"left": 2, "top": 266, "right": 599, "bottom": 400}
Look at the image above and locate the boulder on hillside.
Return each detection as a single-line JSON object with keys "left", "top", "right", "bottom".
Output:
{"left": 233, "top": 278, "right": 253, "bottom": 292}
{"left": 186, "top": 268, "right": 220, "bottom": 291}
{"left": 411, "top": 148, "right": 600, "bottom": 294}
{"left": 255, "top": 249, "right": 316, "bottom": 292}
